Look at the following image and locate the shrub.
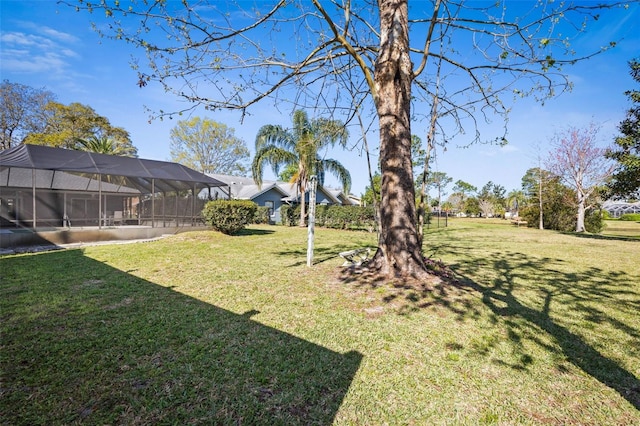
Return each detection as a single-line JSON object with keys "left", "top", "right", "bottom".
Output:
{"left": 202, "top": 200, "right": 257, "bottom": 235}
{"left": 281, "top": 205, "right": 300, "bottom": 226}
{"left": 585, "top": 210, "right": 606, "bottom": 234}
{"left": 281, "top": 204, "right": 377, "bottom": 231}
{"left": 254, "top": 206, "right": 271, "bottom": 224}
{"left": 521, "top": 205, "right": 605, "bottom": 234}
{"left": 619, "top": 213, "right": 640, "bottom": 221}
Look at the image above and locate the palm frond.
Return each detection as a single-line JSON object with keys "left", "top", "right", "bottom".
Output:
{"left": 319, "top": 158, "right": 352, "bottom": 193}
{"left": 252, "top": 145, "right": 297, "bottom": 188}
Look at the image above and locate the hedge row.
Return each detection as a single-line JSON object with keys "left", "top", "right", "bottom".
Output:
{"left": 281, "top": 204, "right": 377, "bottom": 231}
{"left": 619, "top": 213, "right": 640, "bottom": 222}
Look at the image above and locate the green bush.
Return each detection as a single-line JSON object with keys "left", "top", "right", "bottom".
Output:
{"left": 281, "top": 204, "right": 377, "bottom": 231}
{"left": 281, "top": 204, "right": 299, "bottom": 226}
{"left": 521, "top": 205, "right": 605, "bottom": 234}
{"left": 585, "top": 210, "right": 606, "bottom": 234}
{"left": 254, "top": 206, "right": 271, "bottom": 224}
{"left": 619, "top": 213, "right": 640, "bottom": 221}
{"left": 202, "top": 200, "right": 257, "bottom": 235}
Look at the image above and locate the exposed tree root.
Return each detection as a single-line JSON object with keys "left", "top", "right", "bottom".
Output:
{"left": 336, "top": 255, "right": 458, "bottom": 291}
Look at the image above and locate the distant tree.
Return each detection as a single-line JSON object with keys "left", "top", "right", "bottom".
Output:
{"left": 252, "top": 110, "right": 351, "bottom": 227}
{"left": 478, "top": 181, "right": 506, "bottom": 217}
{"left": 520, "top": 178, "right": 577, "bottom": 232}
{"left": 441, "top": 201, "right": 454, "bottom": 214}
{"left": 75, "top": 135, "right": 137, "bottom": 157}
{"left": 478, "top": 199, "right": 495, "bottom": 218}
{"left": 452, "top": 180, "right": 477, "bottom": 199}
{"left": 170, "top": 117, "right": 249, "bottom": 175}
{"left": 546, "top": 124, "right": 615, "bottom": 232}
{"left": 361, "top": 173, "right": 382, "bottom": 207}
{"left": 506, "top": 189, "right": 527, "bottom": 217}
{"left": 417, "top": 171, "right": 452, "bottom": 212}
{"left": 606, "top": 59, "right": 640, "bottom": 199}
{"left": 411, "top": 135, "right": 427, "bottom": 173}
{"left": 522, "top": 167, "right": 557, "bottom": 229}
{"left": 446, "top": 193, "right": 464, "bottom": 213}
{"left": 464, "top": 197, "right": 481, "bottom": 217}
{"left": 278, "top": 163, "right": 299, "bottom": 183}
{"left": 23, "top": 102, "right": 136, "bottom": 154}
{"left": 492, "top": 184, "right": 507, "bottom": 207}
{"left": 448, "top": 180, "right": 477, "bottom": 215}
{"left": 0, "top": 81, "right": 55, "bottom": 150}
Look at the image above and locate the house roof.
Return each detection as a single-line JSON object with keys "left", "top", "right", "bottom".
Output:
{"left": 1, "top": 144, "right": 227, "bottom": 193}
{"left": 209, "top": 173, "right": 347, "bottom": 204}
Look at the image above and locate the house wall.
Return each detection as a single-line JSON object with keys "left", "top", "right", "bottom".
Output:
{"left": 252, "top": 190, "right": 284, "bottom": 224}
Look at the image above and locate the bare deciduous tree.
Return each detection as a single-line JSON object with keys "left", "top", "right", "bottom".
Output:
{"left": 67, "top": 0, "right": 631, "bottom": 279}
{"left": 546, "top": 124, "right": 615, "bottom": 232}
{"left": 0, "top": 81, "right": 55, "bottom": 150}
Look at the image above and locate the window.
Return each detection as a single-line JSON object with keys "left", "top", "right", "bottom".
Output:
{"left": 264, "top": 201, "right": 274, "bottom": 217}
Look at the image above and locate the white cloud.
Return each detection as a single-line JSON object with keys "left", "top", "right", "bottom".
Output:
{"left": 500, "top": 144, "right": 518, "bottom": 153}
{"left": 38, "top": 26, "right": 80, "bottom": 44}
{"left": 0, "top": 25, "right": 79, "bottom": 75}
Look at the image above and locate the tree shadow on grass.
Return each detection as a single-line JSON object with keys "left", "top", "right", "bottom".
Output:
{"left": 453, "top": 251, "right": 640, "bottom": 411}
{"left": 234, "top": 227, "right": 277, "bottom": 236}
{"left": 561, "top": 231, "right": 640, "bottom": 242}
{"left": 338, "top": 246, "right": 640, "bottom": 411}
{"left": 277, "top": 242, "right": 376, "bottom": 267}
{"left": 0, "top": 249, "right": 362, "bottom": 425}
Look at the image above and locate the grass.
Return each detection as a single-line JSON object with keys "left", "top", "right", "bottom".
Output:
{"left": 1, "top": 220, "right": 639, "bottom": 425}
{"left": 602, "top": 219, "right": 640, "bottom": 239}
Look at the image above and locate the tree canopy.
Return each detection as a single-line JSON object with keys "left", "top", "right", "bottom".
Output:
{"left": 0, "top": 81, "right": 55, "bottom": 150}
{"left": 23, "top": 101, "right": 137, "bottom": 156}
{"left": 606, "top": 58, "right": 640, "bottom": 200}
{"left": 170, "top": 117, "right": 249, "bottom": 175}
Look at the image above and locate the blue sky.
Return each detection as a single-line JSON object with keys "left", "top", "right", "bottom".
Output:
{"left": 1, "top": 1, "right": 639, "bottom": 197}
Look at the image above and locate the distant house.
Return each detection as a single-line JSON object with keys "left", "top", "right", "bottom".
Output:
{"left": 208, "top": 174, "right": 356, "bottom": 224}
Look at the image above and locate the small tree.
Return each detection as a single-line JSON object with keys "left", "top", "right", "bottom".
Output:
{"left": 361, "top": 173, "right": 382, "bottom": 207}
{"left": 170, "top": 117, "right": 249, "bottom": 175}
{"left": 522, "top": 167, "right": 556, "bottom": 230}
{"left": 546, "top": 124, "right": 615, "bottom": 232}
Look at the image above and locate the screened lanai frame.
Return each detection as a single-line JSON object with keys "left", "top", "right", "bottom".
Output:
{"left": 0, "top": 144, "right": 229, "bottom": 229}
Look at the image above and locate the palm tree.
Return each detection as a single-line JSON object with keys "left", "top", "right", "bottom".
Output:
{"left": 507, "top": 189, "right": 527, "bottom": 218}
{"left": 75, "top": 135, "right": 137, "bottom": 157}
{"left": 252, "top": 110, "right": 351, "bottom": 227}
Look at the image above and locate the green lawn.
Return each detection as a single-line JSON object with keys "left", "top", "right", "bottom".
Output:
{"left": 1, "top": 221, "right": 639, "bottom": 425}
{"left": 602, "top": 219, "right": 640, "bottom": 239}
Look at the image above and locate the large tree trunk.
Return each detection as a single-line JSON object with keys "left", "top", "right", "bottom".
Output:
{"left": 369, "top": 0, "right": 429, "bottom": 278}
